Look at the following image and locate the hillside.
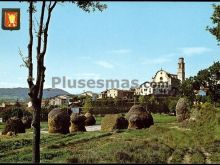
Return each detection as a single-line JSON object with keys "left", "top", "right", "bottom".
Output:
{"left": 0, "top": 112, "right": 219, "bottom": 163}
{"left": 0, "top": 88, "right": 70, "bottom": 100}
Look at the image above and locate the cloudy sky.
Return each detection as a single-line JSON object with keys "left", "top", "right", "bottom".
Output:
{"left": 0, "top": 2, "right": 220, "bottom": 94}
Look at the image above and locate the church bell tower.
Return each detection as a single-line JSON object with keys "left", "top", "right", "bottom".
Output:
{"left": 177, "top": 57, "right": 185, "bottom": 82}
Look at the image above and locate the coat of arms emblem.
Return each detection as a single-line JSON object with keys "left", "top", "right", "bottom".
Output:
{"left": 2, "top": 8, "right": 20, "bottom": 30}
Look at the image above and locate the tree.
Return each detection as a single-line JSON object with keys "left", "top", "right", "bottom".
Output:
{"left": 207, "top": 4, "right": 220, "bottom": 45}
{"left": 23, "top": 1, "right": 107, "bottom": 163}
{"left": 138, "top": 95, "right": 146, "bottom": 106}
{"left": 194, "top": 62, "right": 220, "bottom": 105}
{"left": 179, "top": 77, "right": 195, "bottom": 105}
{"left": 83, "top": 96, "right": 93, "bottom": 113}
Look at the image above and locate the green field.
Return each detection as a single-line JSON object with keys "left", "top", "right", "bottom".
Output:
{"left": 0, "top": 113, "right": 219, "bottom": 163}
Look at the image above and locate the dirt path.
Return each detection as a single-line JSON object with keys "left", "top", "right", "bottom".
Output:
{"left": 85, "top": 125, "right": 101, "bottom": 132}
{"left": 169, "top": 126, "right": 190, "bottom": 131}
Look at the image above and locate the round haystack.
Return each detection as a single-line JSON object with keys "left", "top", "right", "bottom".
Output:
{"left": 176, "top": 98, "right": 190, "bottom": 122}
{"left": 2, "top": 117, "right": 25, "bottom": 135}
{"left": 126, "top": 105, "right": 154, "bottom": 129}
{"left": 6, "top": 131, "right": 13, "bottom": 136}
{"left": 84, "top": 112, "right": 92, "bottom": 118}
{"left": 101, "top": 114, "right": 128, "bottom": 131}
{"left": 70, "top": 113, "right": 86, "bottom": 132}
{"left": 48, "top": 108, "right": 70, "bottom": 134}
{"left": 84, "top": 113, "right": 96, "bottom": 126}
{"left": 22, "top": 116, "right": 32, "bottom": 129}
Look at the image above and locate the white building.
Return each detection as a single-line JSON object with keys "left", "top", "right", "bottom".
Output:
{"left": 135, "top": 57, "right": 185, "bottom": 96}
{"left": 98, "top": 88, "right": 134, "bottom": 100}
{"left": 49, "top": 95, "right": 71, "bottom": 106}
{"left": 81, "top": 91, "right": 98, "bottom": 101}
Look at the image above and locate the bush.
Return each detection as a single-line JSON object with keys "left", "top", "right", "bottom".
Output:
{"left": 175, "top": 98, "right": 190, "bottom": 122}
{"left": 168, "top": 99, "right": 178, "bottom": 115}
{"left": 66, "top": 156, "right": 79, "bottom": 163}
{"left": 0, "top": 107, "right": 32, "bottom": 122}
{"left": 170, "top": 148, "right": 187, "bottom": 163}
{"left": 191, "top": 149, "right": 206, "bottom": 164}
{"left": 101, "top": 114, "right": 128, "bottom": 131}
{"left": 115, "top": 151, "right": 133, "bottom": 163}
{"left": 190, "top": 102, "right": 217, "bottom": 145}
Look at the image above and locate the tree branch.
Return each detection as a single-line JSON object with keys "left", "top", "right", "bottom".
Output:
{"left": 38, "top": 1, "right": 57, "bottom": 100}
{"left": 27, "top": 1, "right": 34, "bottom": 94}
{"left": 35, "top": 1, "right": 46, "bottom": 96}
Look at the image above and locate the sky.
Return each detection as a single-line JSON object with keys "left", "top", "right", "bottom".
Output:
{"left": 0, "top": 1, "right": 220, "bottom": 94}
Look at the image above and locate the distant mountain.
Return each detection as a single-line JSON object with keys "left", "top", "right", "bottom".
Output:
{"left": 0, "top": 88, "right": 71, "bottom": 101}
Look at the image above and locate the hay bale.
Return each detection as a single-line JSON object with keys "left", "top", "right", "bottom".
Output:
{"left": 84, "top": 112, "right": 96, "bottom": 126}
{"left": 48, "top": 108, "right": 70, "bottom": 134}
{"left": 84, "top": 112, "right": 92, "bottom": 118}
{"left": 2, "top": 117, "right": 25, "bottom": 135}
{"left": 70, "top": 113, "right": 86, "bottom": 132}
{"left": 101, "top": 114, "right": 128, "bottom": 131}
{"left": 126, "top": 105, "right": 154, "bottom": 129}
{"left": 6, "top": 131, "right": 13, "bottom": 136}
{"left": 22, "top": 116, "right": 32, "bottom": 129}
{"left": 176, "top": 98, "right": 190, "bottom": 122}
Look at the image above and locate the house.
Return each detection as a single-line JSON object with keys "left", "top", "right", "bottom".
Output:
{"left": 27, "top": 101, "right": 32, "bottom": 108}
{"left": 0, "top": 102, "right": 6, "bottom": 108}
{"left": 0, "top": 100, "right": 22, "bottom": 110}
{"left": 81, "top": 91, "right": 98, "bottom": 101}
{"left": 49, "top": 95, "right": 70, "bottom": 106}
{"left": 98, "top": 90, "right": 108, "bottom": 99}
{"left": 27, "top": 99, "right": 49, "bottom": 108}
{"left": 194, "top": 86, "right": 208, "bottom": 96}
{"left": 98, "top": 88, "right": 134, "bottom": 100}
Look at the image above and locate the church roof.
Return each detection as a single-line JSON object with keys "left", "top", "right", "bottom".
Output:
{"left": 152, "top": 69, "right": 177, "bottom": 80}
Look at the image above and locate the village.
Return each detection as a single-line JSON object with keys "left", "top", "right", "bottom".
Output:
{"left": 0, "top": 56, "right": 219, "bottom": 163}
{"left": 0, "top": 1, "right": 220, "bottom": 164}
{"left": 0, "top": 57, "right": 208, "bottom": 114}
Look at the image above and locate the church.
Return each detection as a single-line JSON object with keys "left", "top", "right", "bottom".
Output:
{"left": 135, "top": 57, "right": 185, "bottom": 96}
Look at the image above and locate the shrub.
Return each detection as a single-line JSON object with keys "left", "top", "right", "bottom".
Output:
{"left": 168, "top": 99, "right": 178, "bottom": 114}
{"left": 191, "top": 149, "right": 206, "bottom": 164}
{"left": 0, "top": 107, "right": 32, "bottom": 122}
{"left": 66, "top": 156, "right": 79, "bottom": 163}
{"left": 170, "top": 148, "right": 187, "bottom": 163}
{"left": 115, "top": 151, "right": 133, "bottom": 163}
{"left": 190, "top": 102, "right": 217, "bottom": 146}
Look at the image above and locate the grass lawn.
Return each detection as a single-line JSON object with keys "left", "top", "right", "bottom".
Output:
{"left": 152, "top": 113, "right": 176, "bottom": 123}
{"left": 94, "top": 115, "right": 102, "bottom": 125}
{"left": 0, "top": 113, "right": 219, "bottom": 163}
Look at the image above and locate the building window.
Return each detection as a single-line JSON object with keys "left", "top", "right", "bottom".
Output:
{"left": 160, "top": 77, "right": 163, "bottom": 81}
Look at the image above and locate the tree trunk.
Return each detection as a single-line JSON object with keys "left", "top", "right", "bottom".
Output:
{"left": 32, "top": 98, "right": 41, "bottom": 163}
